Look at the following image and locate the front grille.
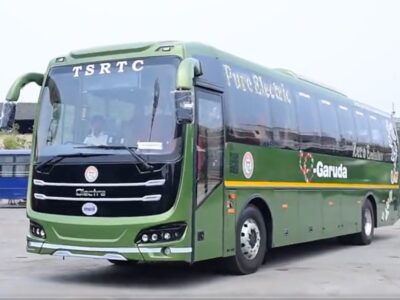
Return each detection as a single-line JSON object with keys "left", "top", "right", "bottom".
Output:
{"left": 31, "top": 161, "right": 181, "bottom": 217}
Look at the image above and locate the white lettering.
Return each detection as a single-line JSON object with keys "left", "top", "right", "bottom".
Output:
{"left": 72, "top": 60, "right": 146, "bottom": 78}
{"left": 72, "top": 66, "right": 83, "bottom": 77}
{"left": 246, "top": 77, "right": 253, "bottom": 92}
{"left": 99, "top": 63, "right": 111, "bottom": 74}
{"left": 132, "top": 60, "right": 144, "bottom": 71}
{"left": 116, "top": 61, "right": 128, "bottom": 72}
{"left": 253, "top": 75, "right": 262, "bottom": 95}
{"left": 223, "top": 64, "right": 233, "bottom": 87}
{"left": 223, "top": 64, "right": 292, "bottom": 104}
{"left": 85, "top": 64, "right": 95, "bottom": 76}
{"left": 314, "top": 161, "right": 348, "bottom": 179}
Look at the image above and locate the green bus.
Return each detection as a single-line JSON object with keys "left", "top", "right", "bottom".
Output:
{"left": 1, "top": 41, "right": 399, "bottom": 274}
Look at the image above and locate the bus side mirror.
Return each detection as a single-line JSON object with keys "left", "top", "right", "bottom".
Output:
{"left": 6, "top": 73, "right": 44, "bottom": 102}
{"left": 175, "top": 91, "right": 194, "bottom": 124}
{"left": 176, "top": 58, "right": 202, "bottom": 90}
{"left": 175, "top": 58, "right": 202, "bottom": 124}
{"left": 0, "top": 102, "right": 17, "bottom": 131}
{"left": 1, "top": 72, "right": 44, "bottom": 131}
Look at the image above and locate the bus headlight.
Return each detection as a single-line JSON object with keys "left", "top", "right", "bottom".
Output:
{"left": 30, "top": 221, "right": 46, "bottom": 239}
{"left": 135, "top": 222, "right": 186, "bottom": 244}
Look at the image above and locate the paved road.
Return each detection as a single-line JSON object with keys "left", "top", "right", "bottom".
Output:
{"left": 1, "top": 208, "right": 400, "bottom": 298}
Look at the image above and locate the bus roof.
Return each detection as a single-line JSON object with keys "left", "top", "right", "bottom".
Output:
{"left": 49, "top": 41, "right": 391, "bottom": 118}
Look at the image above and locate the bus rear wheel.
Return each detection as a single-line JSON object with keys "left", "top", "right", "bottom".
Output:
{"left": 352, "top": 199, "right": 375, "bottom": 245}
{"left": 338, "top": 199, "right": 375, "bottom": 245}
{"left": 223, "top": 205, "right": 267, "bottom": 275}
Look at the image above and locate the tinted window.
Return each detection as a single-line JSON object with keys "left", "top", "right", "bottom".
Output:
{"left": 295, "top": 91, "right": 321, "bottom": 150}
{"left": 368, "top": 114, "right": 384, "bottom": 146}
{"left": 269, "top": 90, "right": 299, "bottom": 149}
{"left": 194, "top": 55, "right": 224, "bottom": 86}
{"left": 196, "top": 91, "right": 223, "bottom": 205}
{"left": 226, "top": 86, "right": 272, "bottom": 146}
{"left": 318, "top": 98, "right": 340, "bottom": 151}
{"left": 381, "top": 117, "right": 398, "bottom": 162}
{"left": 336, "top": 104, "right": 355, "bottom": 154}
{"left": 353, "top": 109, "right": 371, "bottom": 144}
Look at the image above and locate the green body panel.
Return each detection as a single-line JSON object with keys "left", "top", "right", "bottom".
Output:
{"left": 18, "top": 41, "right": 398, "bottom": 263}
{"left": 225, "top": 143, "right": 394, "bottom": 185}
{"left": 223, "top": 143, "right": 399, "bottom": 248}
{"left": 194, "top": 185, "right": 224, "bottom": 261}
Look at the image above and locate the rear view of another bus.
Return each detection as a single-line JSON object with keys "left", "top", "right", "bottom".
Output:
{"left": 0, "top": 149, "right": 30, "bottom": 206}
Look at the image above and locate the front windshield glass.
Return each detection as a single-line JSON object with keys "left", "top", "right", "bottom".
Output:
{"left": 36, "top": 56, "right": 181, "bottom": 162}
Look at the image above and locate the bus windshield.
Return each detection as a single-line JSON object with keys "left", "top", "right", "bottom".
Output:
{"left": 36, "top": 56, "right": 181, "bottom": 162}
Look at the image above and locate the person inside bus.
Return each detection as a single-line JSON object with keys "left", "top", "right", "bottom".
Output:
{"left": 84, "top": 115, "right": 108, "bottom": 146}
{"left": 123, "top": 92, "right": 177, "bottom": 152}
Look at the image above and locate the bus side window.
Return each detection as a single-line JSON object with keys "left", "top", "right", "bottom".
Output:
{"left": 269, "top": 88, "right": 299, "bottom": 150}
{"left": 318, "top": 98, "right": 340, "bottom": 153}
{"left": 368, "top": 114, "right": 384, "bottom": 160}
{"left": 336, "top": 104, "right": 356, "bottom": 156}
{"left": 353, "top": 109, "right": 372, "bottom": 146}
{"left": 196, "top": 91, "right": 223, "bottom": 205}
{"left": 15, "top": 155, "right": 30, "bottom": 177}
{"left": 380, "top": 117, "right": 395, "bottom": 162}
{"left": 295, "top": 90, "right": 321, "bottom": 151}
{"left": 0, "top": 156, "right": 14, "bottom": 177}
{"left": 226, "top": 90, "right": 272, "bottom": 147}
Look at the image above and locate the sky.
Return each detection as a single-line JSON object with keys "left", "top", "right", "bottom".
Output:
{"left": 0, "top": 0, "right": 399, "bottom": 115}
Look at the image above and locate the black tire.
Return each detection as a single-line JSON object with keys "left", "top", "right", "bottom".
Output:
{"left": 108, "top": 259, "right": 138, "bottom": 266}
{"left": 339, "top": 199, "right": 375, "bottom": 245}
{"left": 223, "top": 205, "right": 267, "bottom": 275}
{"left": 352, "top": 199, "right": 375, "bottom": 245}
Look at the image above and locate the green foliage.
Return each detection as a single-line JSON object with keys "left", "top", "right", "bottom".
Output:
{"left": 3, "top": 136, "right": 22, "bottom": 149}
{"left": 1, "top": 134, "right": 31, "bottom": 149}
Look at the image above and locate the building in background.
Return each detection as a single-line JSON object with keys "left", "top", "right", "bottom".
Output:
{"left": 0, "top": 102, "right": 35, "bottom": 134}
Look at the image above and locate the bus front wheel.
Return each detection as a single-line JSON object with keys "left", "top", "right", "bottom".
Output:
{"left": 224, "top": 205, "right": 267, "bottom": 275}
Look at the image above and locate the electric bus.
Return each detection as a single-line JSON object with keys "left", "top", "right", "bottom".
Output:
{"left": 1, "top": 41, "right": 398, "bottom": 274}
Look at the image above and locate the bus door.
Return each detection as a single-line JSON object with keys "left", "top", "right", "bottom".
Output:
{"left": 193, "top": 89, "right": 224, "bottom": 261}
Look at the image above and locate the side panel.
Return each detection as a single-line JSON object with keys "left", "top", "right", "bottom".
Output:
{"left": 322, "top": 191, "right": 343, "bottom": 236}
{"left": 224, "top": 143, "right": 399, "bottom": 249}
{"left": 194, "top": 185, "right": 224, "bottom": 261}
{"left": 298, "top": 191, "right": 323, "bottom": 241}
{"left": 339, "top": 191, "right": 361, "bottom": 234}
{"left": 267, "top": 190, "right": 299, "bottom": 247}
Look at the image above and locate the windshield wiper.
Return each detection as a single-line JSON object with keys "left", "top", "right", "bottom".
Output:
{"left": 75, "top": 145, "right": 154, "bottom": 171}
{"left": 149, "top": 78, "right": 160, "bottom": 141}
{"left": 35, "top": 152, "right": 106, "bottom": 173}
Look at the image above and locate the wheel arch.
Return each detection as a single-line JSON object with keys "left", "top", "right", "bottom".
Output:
{"left": 365, "top": 192, "right": 378, "bottom": 228}
{"left": 243, "top": 194, "right": 273, "bottom": 250}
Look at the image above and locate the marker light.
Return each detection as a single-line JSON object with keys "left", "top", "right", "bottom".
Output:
{"left": 141, "top": 234, "right": 149, "bottom": 242}
{"left": 163, "top": 232, "right": 171, "bottom": 240}
{"left": 135, "top": 222, "right": 186, "bottom": 244}
{"left": 30, "top": 221, "right": 46, "bottom": 239}
{"left": 151, "top": 233, "right": 158, "bottom": 242}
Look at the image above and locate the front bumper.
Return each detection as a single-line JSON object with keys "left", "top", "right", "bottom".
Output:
{"left": 27, "top": 237, "right": 192, "bottom": 261}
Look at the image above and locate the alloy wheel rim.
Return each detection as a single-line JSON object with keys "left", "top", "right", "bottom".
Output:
{"left": 240, "top": 218, "right": 261, "bottom": 260}
{"left": 364, "top": 208, "right": 373, "bottom": 236}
